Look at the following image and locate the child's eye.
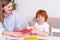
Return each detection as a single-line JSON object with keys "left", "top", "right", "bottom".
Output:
{"left": 39, "top": 16, "right": 44, "bottom": 18}
{"left": 41, "top": 16, "right": 44, "bottom": 18}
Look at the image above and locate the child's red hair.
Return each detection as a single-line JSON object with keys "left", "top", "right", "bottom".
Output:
{"left": 35, "top": 10, "right": 48, "bottom": 21}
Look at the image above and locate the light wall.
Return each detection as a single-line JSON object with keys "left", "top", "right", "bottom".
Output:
{"left": 15, "top": 0, "right": 60, "bottom": 28}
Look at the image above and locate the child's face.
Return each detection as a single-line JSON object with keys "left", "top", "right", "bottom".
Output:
{"left": 36, "top": 15, "right": 45, "bottom": 23}
{"left": 3, "top": 2, "right": 13, "bottom": 14}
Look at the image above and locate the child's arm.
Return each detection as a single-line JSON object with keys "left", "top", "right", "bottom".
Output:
{"left": 38, "top": 24, "right": 49, "bottom": 36}
{"left": 31, "top": 26, "right": 49, "bottom": 36}
{"left": 37, "top": 31, "right": 49, "bottom": 36}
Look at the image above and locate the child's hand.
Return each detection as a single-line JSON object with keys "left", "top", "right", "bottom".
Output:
{"left": 31, "top": 29, "right": 37, "bottom": 34}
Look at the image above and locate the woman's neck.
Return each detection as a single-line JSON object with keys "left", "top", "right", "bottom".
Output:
{"left": 4, "top": 13, "right": 11, "bottom": 17}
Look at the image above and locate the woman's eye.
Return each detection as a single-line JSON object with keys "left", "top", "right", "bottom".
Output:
{"left": 8, "top": 6, "right": 10, "bottom": 8}
{"left": 8, "top": 5, "right": 12, "bottom": 8}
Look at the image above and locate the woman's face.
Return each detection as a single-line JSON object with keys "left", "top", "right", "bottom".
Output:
{"left": 3, "top": 2, "right": 13, "bottom": 14}
{"left": 36, "top": 15, "right": 45, "bottom": 24}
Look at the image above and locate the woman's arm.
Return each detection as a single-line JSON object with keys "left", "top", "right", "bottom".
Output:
{"left": 14, "top": 27, "right": 20, "bottom": 32}
{"left": 2, "top": 30, "right": 11, "bottom": 36}
{"left": 2, "top": 30, "right": 23, "bottom": 38}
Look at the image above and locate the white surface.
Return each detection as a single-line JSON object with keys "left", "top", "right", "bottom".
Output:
{"left": 0, "top": 35, "right": 7, "bottom": 40}
{"left": 48, "top": 36, "right": 60, "bottom": 40}
{"left": 1, "top": 35, "right": 60, "bottom": 40}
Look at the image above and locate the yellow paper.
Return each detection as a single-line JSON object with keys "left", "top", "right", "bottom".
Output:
{"left": 24, "top": 36, "right": 39, "bottom": 40}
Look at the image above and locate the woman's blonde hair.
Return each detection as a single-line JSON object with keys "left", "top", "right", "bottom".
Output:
{"left": 0, "top": 0, "right": 11, "bottom": 22}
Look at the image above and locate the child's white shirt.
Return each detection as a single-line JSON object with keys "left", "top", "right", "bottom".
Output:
{"left": 34, "top": 22, "right": 49, "bottom": 33}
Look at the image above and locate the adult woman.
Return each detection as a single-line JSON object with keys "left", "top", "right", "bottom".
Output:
{"left": 0, "top": 0, "right": 23, "bottom": 38}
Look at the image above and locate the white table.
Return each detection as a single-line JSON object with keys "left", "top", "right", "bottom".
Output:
{"left": 0, "top": 35, "right": 60, "bottom": 40}
{"left": 48, "top": 36, "right": 60, "bottom": 40}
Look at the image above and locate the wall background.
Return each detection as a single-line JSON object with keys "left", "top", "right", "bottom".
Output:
{"left": 15, "top": 0, "right": 60, "bottom": 28}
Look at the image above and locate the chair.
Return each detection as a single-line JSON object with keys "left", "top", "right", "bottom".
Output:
{"left": 51, "top": 26, "right": 60, "bottom": 36}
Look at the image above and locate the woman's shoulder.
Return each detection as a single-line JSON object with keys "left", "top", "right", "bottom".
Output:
{"left": 12, "top": 10, "right": 19, "bottom": 17}
{"left": 12, "top": 10, "right": 17, "bottom": 14}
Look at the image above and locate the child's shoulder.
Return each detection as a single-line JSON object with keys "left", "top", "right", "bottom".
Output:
{"left": 34, "top": 22, "right": 39, "bottom": 27}
{"left": 34, "top": 22, "right": 38, "bottom": 25}
{"left": 44, "top": 22, "right": 48, "bottom": 24}
{"left": 44, "top": 22, "right": 49, "bottom": 26}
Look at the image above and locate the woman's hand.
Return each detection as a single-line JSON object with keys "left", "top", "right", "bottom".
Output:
{"left": 14, "top": 27, "right": 20, "bottom": 32}
{"left": 10, "top": 32, "right": 24, "bottom": 38}
{"left": 2, "top": 30, "right": 24, "bottom": 38}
